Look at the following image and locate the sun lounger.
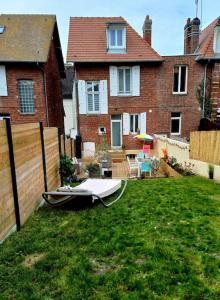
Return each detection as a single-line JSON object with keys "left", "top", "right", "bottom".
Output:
{"left": 42, "top": 179, "right": 127, "bottom": 208}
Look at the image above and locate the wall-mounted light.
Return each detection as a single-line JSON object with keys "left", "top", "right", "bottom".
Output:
{"left": 149, "top": 109, "right": 152, "bottom": 113}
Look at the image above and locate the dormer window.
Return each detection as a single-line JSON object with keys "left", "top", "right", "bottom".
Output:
{"left": 107, "top": 24, "right": 126, "bottom": 53}
{"left": 213, "top": 24, "right": 220, "bottom": 56}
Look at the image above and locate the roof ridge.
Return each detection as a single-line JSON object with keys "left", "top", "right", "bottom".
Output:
{"left": 70, "top": 16, "right": 123, "bottom": 19}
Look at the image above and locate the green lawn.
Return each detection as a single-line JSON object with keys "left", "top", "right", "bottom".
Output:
{"left": 1, "top": 177, "right": 220, "bottom": 299}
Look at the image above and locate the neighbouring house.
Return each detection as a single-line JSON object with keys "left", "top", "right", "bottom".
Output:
{"left": 0, "top": 14, "right": 65, "bottom": 131}
{"left": 66, "top": 15, "right": 220, "bottom": 150}
{"left": 62, "top": 64, "right": 77, "bottom": 137}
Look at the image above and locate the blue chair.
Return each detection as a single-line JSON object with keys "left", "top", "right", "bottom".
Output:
{"left": 137, "top": 152, "right": 145, "bottom": 159}
{"left": 141, "top": 162, "right": 152, "bottom": 177}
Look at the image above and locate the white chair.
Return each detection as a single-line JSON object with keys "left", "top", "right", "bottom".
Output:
{"left": 127, "top": 156, "right": 139, "bottom": 178}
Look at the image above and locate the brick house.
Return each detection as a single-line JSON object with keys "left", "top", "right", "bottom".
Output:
{"left": 0, "top": 15, "right": 65, "bottom": 130}
{"left": 66, "top": 15, "right": 220, "bottom": 150}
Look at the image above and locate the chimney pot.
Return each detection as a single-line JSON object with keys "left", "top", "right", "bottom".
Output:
{"left": 143, "top": 15, "right": 152, "bottom": 46}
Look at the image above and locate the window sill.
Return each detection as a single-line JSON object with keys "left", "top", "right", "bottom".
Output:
{"left": 172, "top": 92, "right": 187, "bottom": 96}
{"left": 170, "top": 133, "right": 181, "bottom": 136}
{"left": 117, "top": 93, "right": 132, "bottom": 97}
{"left": 19, "top": 112, "right": 36, "bottom": 115}
{"left": 86, "top": 112, "right": 101, "bottom": 116}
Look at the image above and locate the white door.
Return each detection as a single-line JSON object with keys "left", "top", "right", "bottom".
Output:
{"left": 111, "top": 115, "right": 122, "bottom": 149}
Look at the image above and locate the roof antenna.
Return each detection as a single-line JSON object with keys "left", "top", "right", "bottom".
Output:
{"left": 195, "top": 0, "right": 199, "bottom": 18}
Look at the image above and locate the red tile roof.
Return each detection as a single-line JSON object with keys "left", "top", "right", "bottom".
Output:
{"left": 67, "top": 17, "right": 162, "bottom": 62}
{"left": 195, "top": 17, "right": 219, "bottom": 59}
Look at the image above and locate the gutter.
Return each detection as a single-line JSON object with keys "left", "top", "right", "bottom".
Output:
{"left": 202, "top": 61, "right": 210, "bottom": 118}
{"left": 36, "top": 62, "right": 49, "bottom": 127}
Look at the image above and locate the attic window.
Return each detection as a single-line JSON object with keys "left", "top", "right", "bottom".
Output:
{"left": 0, "top": 26, "right": 5, "bottom": 34}
{"left": 213, "top": 25, "right": 220, "bottom": 56}
{"left": 107, "top": 24, "right": 126, "bottom": 53}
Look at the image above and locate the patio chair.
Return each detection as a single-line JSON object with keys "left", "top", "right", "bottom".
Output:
{"left": 137, "top": 152, "right": 145, "bottom": 159}
{"left": 127, "top": 156, "right": 139, "bottom": 178}
{"left": 140, "top": 162, "right": 152, "bottom": 177}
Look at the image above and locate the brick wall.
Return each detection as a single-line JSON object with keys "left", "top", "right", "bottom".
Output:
{"left": 157, "top": 55, "right": 204, "bottom": 138}
{"left": 0, "top": 65, "right": 47, "bottom": 125}
{"left": 0, "top": 41, "right": 64, "bottom": 131}
{"left": 211, "top": 61, "right": 220, "bottom": 117}
{"left": 76, "top": 56, "right": 205, "bottom": 149}
{"left": 44, "top": 40, "right": 64, "bottom": 131}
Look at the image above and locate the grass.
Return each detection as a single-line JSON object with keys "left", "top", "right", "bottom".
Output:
{"left": 1, "top": 177, "right": 220, "bottom": 299}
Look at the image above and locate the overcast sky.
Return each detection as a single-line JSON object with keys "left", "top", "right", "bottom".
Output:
{"left": 1, "top": 0, "right": 220, "bottom": 61}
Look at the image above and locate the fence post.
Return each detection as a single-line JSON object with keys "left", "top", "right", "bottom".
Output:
{"left": 39, "top": 122, "right": 48, "bottom": 192}
{"left": 5, "top": 118, "right": 21, "bottom": 231}
{"left": 58, "top": 128, "right": 63, "bottom": 186}
{"left": 70, "top": 138, "right": 73, "bottom": 158}
{"left": 63, "top": 133, "right": 66, "bottom": 155}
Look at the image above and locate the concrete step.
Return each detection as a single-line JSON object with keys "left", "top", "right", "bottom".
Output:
{"left": 108, "top": 150, "right": 126, "bottom": 162}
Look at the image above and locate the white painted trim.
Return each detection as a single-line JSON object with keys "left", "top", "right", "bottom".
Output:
{"left": 117, "top": 66, "right": 132, "bottom": 95}
{"left": 111, "top": 116, "right": 122, "bottom": 149}
{"left": 173, "top": 65, "right": 188, "bottom": 94}
{"left": 171, "top": 114, "right": 182, "bottom": 136}
{"left": 107, "top": 26, "right": 126, "bottom": 50}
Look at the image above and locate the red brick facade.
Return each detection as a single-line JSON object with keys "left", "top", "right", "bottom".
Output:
{"left": 75, "top": 56, "right": 206, "bottom": 149}
{"left": 0, "top": 41, "right": 64, "bottom": 131}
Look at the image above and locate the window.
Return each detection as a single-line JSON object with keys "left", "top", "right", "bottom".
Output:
{"left": 0, "top": 25, "right": 5, "bottom": 34}
{"left": 213, "top": 26, "right": 220, "bottom": 55}
{"left": 173, "top": 65, "right": 188, "bottom": 94}
{"left": 86, "top": 81, "right": 100, "bottom": 113}
{"left": 171, "top": 112, "right": 181, "bottom": 135}
{"left": 118, "top": 67, "right": 131, "bottom": 94}
{"left": 18, "top": 80, "right": 35, "bottom": 114}
{"left": 108, "top": 25, "right": 125, "bottom": 50}
{"left": 130, "top": 114, "right": 139, "bottom": 133}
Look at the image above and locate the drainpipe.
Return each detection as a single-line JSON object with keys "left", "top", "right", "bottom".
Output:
{"left": 202, "top": 61, "right": 209, "bottom": 118}
{"left": 36, "top": 62, "right": 49, "bottom": 127}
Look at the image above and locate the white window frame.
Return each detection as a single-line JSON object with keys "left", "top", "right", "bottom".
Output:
{"left": 86, "top": 81, "right": 100, "bottom": 114}
{"left": 130, "top": 114, "right": 140, "bottom": 134}
{"left": 172, "top": 65, "right": 188, "bottom": 95}
{"left": 171, "top": 113, "right": 181, "bottom": 136}
{"left": 107, "top": 26, "right": 126, "bottom": 50}
{"left": 213, "top": 26, "right": 220, "bottom": 56}
{"left": 17, "top": 80, "right": 35, "bottom": 114}
{"left": 118, "top": 67, "right": 132, "bottom": 96}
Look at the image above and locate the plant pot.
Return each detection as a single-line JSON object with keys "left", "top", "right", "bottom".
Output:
{"left": 89, "top": 170, "right": 100, "bottom": 178}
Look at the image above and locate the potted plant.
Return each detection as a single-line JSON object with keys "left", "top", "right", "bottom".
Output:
{"left": 85, "top": 162, "right": 100, "bottom": 178}
{"left": 121, "top": 144, "right": 126, "bottom": 151}
{"left": 59, "top": 154, "right": 75, "bottom": 182}
{"left": 208, "top": 164, "right": 214, "bottom": 180}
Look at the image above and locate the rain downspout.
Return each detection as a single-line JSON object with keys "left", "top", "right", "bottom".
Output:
{"left": 202, "top": 61, "right": 209, "bottom": 118}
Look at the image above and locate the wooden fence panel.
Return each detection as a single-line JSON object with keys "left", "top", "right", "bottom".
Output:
{"left": 0, "top": 121, "right": 16, "bottom": 241}
{"left": 190, "top": 131, "right": 220, "bottom": 165}
{"left": 44, "top": 127, "right": 60, "bottom": 191}
{"left": 12, "top": 123, "right": 44, "bottom": 225}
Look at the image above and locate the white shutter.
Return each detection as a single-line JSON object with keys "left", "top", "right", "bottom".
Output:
{"left": 132, "top": 65, "right": 140, "bottom": 96}
{"left": 123, "top": 113, "right": 130, "bottom": 135}
{"left": 109, "top": 66, "right": 118, "bottom": 96}
{"left": 78, "top": 80, "right": 86, "bottom": 114}
{"left": 140, "top": 112, "right": 146, "bottom": 134}
{"left": 0, "top": 66, "right": 8, "bottom": 96}
{"left": 100, "top": 80, "right": 108, "bottom": 114}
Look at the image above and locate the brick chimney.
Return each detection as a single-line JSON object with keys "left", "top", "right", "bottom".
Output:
{"left": 184, "top": 17, "right": 200, "bottom": 54}
{"left": 143, "top": 15, "right": 152, "bottom": 45}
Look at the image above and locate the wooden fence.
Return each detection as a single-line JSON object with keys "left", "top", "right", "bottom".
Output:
{"left": 60, "top": 134, "right": 74, "bottom": 158}
{"left": 190, "top": 131, "right": 220, "bottom": 165}
{"left": 0, "top": 120, "right": 70, "bottom": 243}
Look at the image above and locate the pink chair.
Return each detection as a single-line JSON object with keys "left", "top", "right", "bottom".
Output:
{"left": 143, "top": 144, "right": 150, "bottom": 154}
